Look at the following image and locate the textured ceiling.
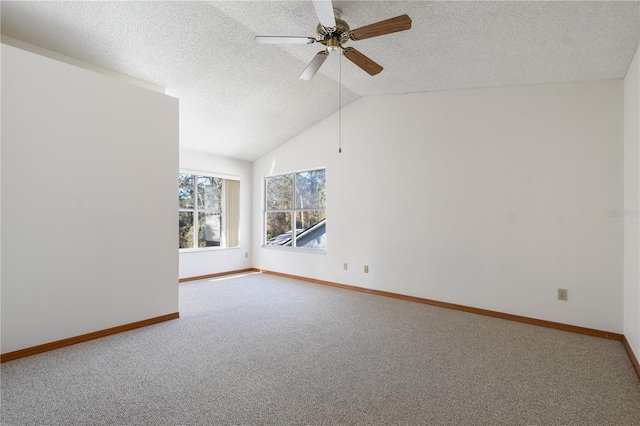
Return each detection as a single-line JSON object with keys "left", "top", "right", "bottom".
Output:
{"left": 2, "top": 1, "right": 639, "bottom": 161}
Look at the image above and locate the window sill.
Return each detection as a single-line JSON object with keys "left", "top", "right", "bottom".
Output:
{"left": 179, "top": 246, "right": 240, "bottom": 253}
{"left": 261, "top": 245, "right": 326, "bottom": 255}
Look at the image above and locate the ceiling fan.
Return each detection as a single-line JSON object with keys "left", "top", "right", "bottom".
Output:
{"left": 255, "top": 0, "right": 412, "bottom": 80}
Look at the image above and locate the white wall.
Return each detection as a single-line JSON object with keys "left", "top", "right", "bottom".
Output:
{"left": 624, "top": 44, "right": 640, "bottom": 359}
{"left": 1, "top": 36, "right": 165, "bottom": 94}
{"left": 253, "top": 80, "right": 624, "bottom": 333}
{"left": 179, "top": 149, "right": 252, "bottom": 279}
{"left": 1, "top": 44, "right": 179, "bottom": 354}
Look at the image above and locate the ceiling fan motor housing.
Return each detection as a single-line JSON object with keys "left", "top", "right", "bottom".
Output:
{"left": 316, "top": 15, "right": 350, "bottom": 49}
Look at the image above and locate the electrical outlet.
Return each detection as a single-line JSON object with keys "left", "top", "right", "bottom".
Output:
{"left": 245, "top": 252, "right": 249, "bottom": 258}
{"left": 558, "top": 288, "right": 568, "bottom": 301}
{"left": 343, "top": 263, "right": 348, "bottom": 270}
{"left": 364, "top": 265, "right": 369, "bottom": 273}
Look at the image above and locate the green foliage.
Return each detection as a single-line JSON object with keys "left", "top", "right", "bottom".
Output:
{"left": 266, "top": 174, "right": 293, "bottom": 210}
{"left": 296, "top": 210, "right": 326, "bottom": 230}
{"left": 178, "top": 174, "right": 195, "bottom": 209}
{"left": 295, "top": 170, "right": 326, "bottom": 209}
{"left": 266, "top": 212, "right": 292, "bottom": 243}
{"left": 179, "top": 174, "right": 223, "bottom": 249}
{"left": 179, "top": 211, "right": 194, "bottom": 249}
{"left": 265, "top": 169, "right": 326, "bottom": 246}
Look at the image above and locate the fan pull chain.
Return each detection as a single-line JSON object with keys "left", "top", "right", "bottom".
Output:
{"left": 338, "top": 49, "right": 342, "bottom": 154}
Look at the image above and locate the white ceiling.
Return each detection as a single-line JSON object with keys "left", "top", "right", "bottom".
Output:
{"left": 2, "top": 1, "right": 639, "bottom": 161}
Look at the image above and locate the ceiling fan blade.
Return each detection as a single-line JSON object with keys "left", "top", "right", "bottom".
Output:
{"left": 300, "top": 50, "right": 329, "bottom": 80}
{"left": 313, "top": 0, "right": 336, "bottom": 28}
{"left": 342, "top": 47, "right": 383, "bottom": 76}
{"left": 350, "top": 14, "right": 412, "bottom": 41}
{"left": 255, "top": 36, "right": 316, "bottom": 45}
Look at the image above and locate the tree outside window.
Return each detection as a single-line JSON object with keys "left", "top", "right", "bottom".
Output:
{"left": 264, "top": 169, "right": 326, "bottom": 251}
{"left": 179, "top": 173, "right": 239, "bottom": 249}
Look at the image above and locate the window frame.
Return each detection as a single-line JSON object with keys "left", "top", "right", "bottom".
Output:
{"left": 263, "top": 168, "right": 326, "bottom": 253}
{"left": 179, "top": 169, "right": 240, "bottom": 252}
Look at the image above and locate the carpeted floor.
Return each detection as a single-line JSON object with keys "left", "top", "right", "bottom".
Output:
{"left": 1, "top": 272, "right": 639, "bottom": 425}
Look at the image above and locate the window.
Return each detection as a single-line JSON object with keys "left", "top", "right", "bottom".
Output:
{"left": 264, "top": 169, "right": 326, "bottom": 251}
{"left": 179, "top": 172, "right": 240, "bottom": 250}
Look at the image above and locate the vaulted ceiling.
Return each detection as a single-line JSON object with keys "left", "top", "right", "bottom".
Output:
{"left": 2, "top": 1, "right": 639, "bottom": 161}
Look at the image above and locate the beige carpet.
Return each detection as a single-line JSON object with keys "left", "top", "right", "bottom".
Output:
{"left": 2, "top": 272, "right": 639, "bottom": 425}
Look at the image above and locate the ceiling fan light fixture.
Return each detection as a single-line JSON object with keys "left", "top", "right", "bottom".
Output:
{"left": 326, "top": 38, "right": 340, "bottom": 51}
